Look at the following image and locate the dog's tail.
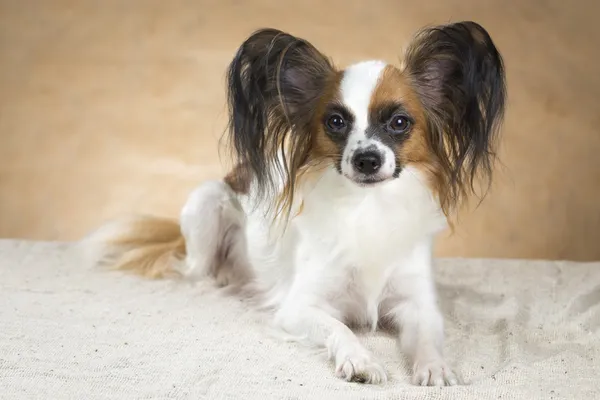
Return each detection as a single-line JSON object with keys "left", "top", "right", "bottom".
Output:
{"left": 82, "top": 215, "right": 186, "bottom": 279}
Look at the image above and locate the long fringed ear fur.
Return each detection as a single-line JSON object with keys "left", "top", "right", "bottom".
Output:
{"left": 403, "top": 21, "right": 507, "bottom": 215}
{"left": 225, "top": 28, "right": 334, "bottom": 214}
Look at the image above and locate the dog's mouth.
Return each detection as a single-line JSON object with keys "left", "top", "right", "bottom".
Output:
{"left": 345, "top": 174, "right": 391, "bottom": 188}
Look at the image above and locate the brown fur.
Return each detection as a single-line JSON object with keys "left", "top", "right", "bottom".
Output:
{"left": 312, "top": 71, "right": 345, "bottom": 165}
{"left": 369, "top": 65, "right": 449, "bottom": 212}
{"left": 224, "top": 162, "right": 252, "bottom": 194}
{"left": 100, "top": 216, "right": 186, "bottom": 279}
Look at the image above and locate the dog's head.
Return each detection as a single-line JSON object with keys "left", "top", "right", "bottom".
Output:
{"left": 225, "top": 22, "right": 506, "bottom": 216}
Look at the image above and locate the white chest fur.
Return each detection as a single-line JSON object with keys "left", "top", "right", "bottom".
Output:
{"left": 242, "top": 167, "right": 446, "bottom": 325}
{"left": 294, "top": 168, "right": 445, "bottom": 321}
{"left": 295, "top": 167, "right": 445, "bottom": 268}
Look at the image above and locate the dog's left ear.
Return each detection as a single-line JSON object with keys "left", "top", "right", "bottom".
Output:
{"left": 403, "top": 21, "right": 507, "bottom": 210}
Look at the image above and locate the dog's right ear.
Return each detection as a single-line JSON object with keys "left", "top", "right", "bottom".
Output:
{"left": 225, "top": 28, "right": 335, "bottom": 200}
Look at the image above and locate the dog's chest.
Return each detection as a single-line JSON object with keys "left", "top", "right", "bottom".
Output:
{"left": 297, "top": 196, "right": 402, "bottom": 296}
{"left": 292, "top": 171, "right": 444, "bottom": 324}
{"left": 298, "top": 181, "right": 431, "bottom": 270}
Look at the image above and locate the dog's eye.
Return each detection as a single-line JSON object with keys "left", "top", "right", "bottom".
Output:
{"left": 388, "top": 115, "right": 411, "bottom": 133}
{"left": 325, "top": 114, "right": 346, "bottom": 133}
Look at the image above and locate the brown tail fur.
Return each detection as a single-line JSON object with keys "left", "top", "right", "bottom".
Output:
{"left": 86, "top": 215, "right": 187, "bottom": 279}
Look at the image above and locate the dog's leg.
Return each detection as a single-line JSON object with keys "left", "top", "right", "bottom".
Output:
{"left": 180, "top": 180, "right": 251, "bottom": 287}
{"left": 389, "top": 238, "right": 458, "bottom": 386}
{"left": 275, "top": 305, "right": 387, "bottom": 384}
{"left": 274, "top": 271, "right": 387, "bottom": 384}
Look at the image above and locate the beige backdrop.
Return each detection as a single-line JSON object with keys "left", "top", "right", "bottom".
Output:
{"left": 1, "top": 0, "right": 599, "bottom": 261}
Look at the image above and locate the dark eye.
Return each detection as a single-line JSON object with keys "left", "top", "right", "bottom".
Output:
{"left": 388, "top": 115, "right": 411, "bottom": 133}
{"left": 325, "top": 114, "right": 346, "bottom": 133}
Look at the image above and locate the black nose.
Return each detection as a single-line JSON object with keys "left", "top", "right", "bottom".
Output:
{"left": 352, "top": 151, "right": 382, "bottom": 174}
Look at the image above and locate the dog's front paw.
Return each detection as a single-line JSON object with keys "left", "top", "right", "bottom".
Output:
{"left": 412, "top": 358, "right": 458, "bottom": 386}
{"left": 334, "top": 348, "right": 387, "bottom": 384}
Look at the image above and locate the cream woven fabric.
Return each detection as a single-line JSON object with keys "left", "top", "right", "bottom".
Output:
{"left": 1, "top": 240, "right": 598, "bottom": 399}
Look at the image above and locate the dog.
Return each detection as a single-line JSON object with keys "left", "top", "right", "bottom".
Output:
{"left": 85, "top": 21, "right": 506, "bottom": 386}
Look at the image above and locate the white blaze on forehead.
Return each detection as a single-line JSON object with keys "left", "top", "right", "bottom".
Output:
{"left": 339, "top": 60, "right": 387, "bottom": 131}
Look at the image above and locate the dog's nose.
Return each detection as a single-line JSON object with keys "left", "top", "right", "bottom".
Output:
{"left": 352, "top": 151, "right": 382, "bottom": 174}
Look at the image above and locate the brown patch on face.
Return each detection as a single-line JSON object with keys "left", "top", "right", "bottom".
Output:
{"left": 310, "top": 71, "right": 345, "bottom": 169}
{"left": 368, "top": 65, "right": 446, "bottom": 201}
{"left": 224, "top": 162, "right": 251, "bottom": 194}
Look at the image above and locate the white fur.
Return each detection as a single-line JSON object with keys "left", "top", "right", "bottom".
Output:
{"left": 178, "top": 61, "right": 458, "bottom": 386}
{"left": 339, "top": 60, "right": 386, "bottom": 129}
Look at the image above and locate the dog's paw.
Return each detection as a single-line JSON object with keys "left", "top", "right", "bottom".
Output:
{"left": 412, "top": 359, "right": 459, "bottom": 386}
{"left": 335, "top": 349, "right": 387, "bottom": 384}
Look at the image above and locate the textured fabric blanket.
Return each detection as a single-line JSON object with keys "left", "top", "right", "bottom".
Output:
{"left": 1, "top": 240, "right": 598, "bottom": 399}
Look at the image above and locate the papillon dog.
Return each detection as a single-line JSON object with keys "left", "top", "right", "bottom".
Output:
{"left": 86, "top": 21, "right": 506, "bottom": 386}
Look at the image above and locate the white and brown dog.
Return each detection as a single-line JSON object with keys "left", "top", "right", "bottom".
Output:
{"left": 86, "top": 21, "right": 506, "bottom": 386}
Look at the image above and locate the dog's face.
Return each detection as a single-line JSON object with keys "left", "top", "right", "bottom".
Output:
{"left": 226, "top": 22, "right": 506, "bottom": 215}
{"left": 314, "top": 61, "right": 429, "bottom": 187}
